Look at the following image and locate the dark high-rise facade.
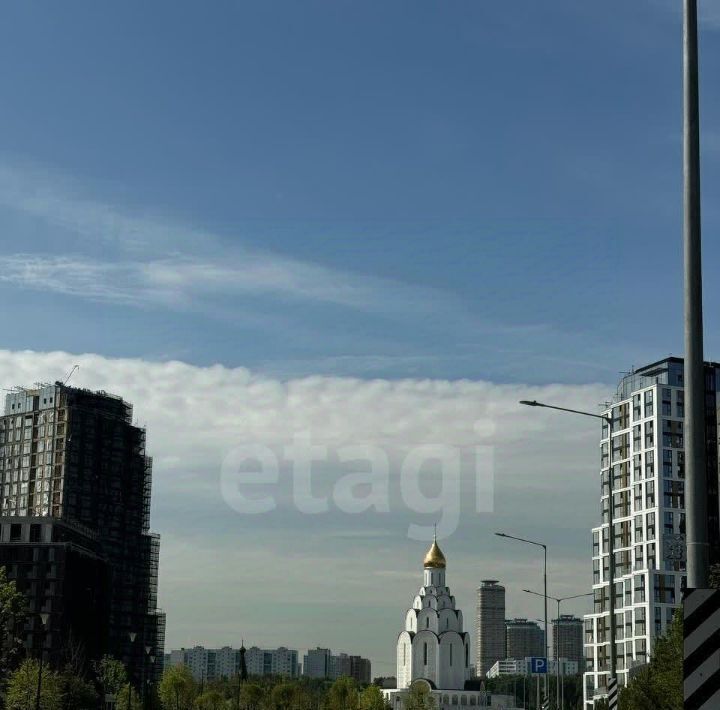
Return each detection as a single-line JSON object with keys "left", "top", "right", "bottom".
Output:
{"left": 505, "top": 618, "right": 544, "bottom": 660}
{"left": 552, "top": 615, "right": 583, "bottom": 668}
{"left": 0, "top": 383, "right": 164, "bottom": 686}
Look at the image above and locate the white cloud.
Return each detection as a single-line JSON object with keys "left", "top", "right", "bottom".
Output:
{"left": 0, "top": 349, "right": 607, "bottom": 673}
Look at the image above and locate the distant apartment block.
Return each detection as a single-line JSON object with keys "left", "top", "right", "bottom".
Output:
{"left": 505, "top": 618, "right": 544, "bottom": 660}
{"left": 475, "top": 580, "right": 506, "bottom": 677}
{"left": 168, "top": 645, "right": 299, "bottom": 681}
{"left": 552, "top": 615, "right": 583, "bottom": 668}
{"left": 303, "top": 647, "right": 371, "bottom": 683}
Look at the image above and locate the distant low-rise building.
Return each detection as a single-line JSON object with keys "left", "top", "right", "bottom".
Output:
{"left": 486, "top": 657, "right": 580, "bottom": 679}
{"left": 303, "top": 648, "right": 371, "bottom": 682}
{"left": 167, "top": 645, "right": 299, "bottom": 681}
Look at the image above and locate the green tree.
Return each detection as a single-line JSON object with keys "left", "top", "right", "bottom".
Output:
{"left": 402, "top": 683, "right": 435, "bottom": 710}
{"left": 93, "top": 654, "right": 129, "bottom": 697}
{"left": 115, "top": 683, "right": 143, "bottom": 710}
{"left": 195, "top": 689, "right": 227, "bottom": 709}
{"left": 0, "top": 566, "right": 26, "bottom": 686}
{"left": 239, "top": 682, "right": 265, "bottom": 710}
{"left": 327, "top": 677, "right": 359, "bottom": 710}
{"left": 269, "top": 682, "right": 297, "bottom": 710}
{"left": 5, "top": 658, "right": 63, "bottom": 710}
{"left": 58, "top": 666, "right": 98, "bottom": 710}
{"left": 619, "top": 611, "right": 682, "bottom": 710}
{"left": 159, "top": 665, "right": 198, "bottom": 710}
{"left": 359, "top": 684, "right": 390, "bottom": 710}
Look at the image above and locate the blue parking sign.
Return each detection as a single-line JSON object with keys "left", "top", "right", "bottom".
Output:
{"left": 530, "top": 657, "right": 547, "bottom": 674}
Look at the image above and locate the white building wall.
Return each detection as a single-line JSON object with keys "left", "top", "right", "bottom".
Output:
{"left": 583, "top": 364, "right": 695, "bottom": 709}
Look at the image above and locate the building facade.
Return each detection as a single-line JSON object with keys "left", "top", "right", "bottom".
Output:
{"left": 303, "top": 648, "right": 371, "bottom": 682}
{"left": 505, "top": 619, "right": 544, "bottom": 661}
{"left": 0, "top": 383, "right": 164, "bottom": 687}
{"left": 487, "top": 658, "right": 579, "bottom": 679}
{"left": 552, "top": 615, "right": 583, "bottom": 669}
{"left": 583, "top": 358, "right": 720, "bottom": 708}
{"left": 475, "top": 580, "right": 506, "bottom": 678}
{"left": 246, "top": 646, "right": 299, "bottom": 678}
{"left": 168, "top": 645, "right": 299, "bottom": 681}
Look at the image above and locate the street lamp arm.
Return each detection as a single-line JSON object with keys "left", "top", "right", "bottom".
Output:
{"left": 519, "top": 400, "right": 611, "bottom": 424}
{"left": 495, "top": 532, "right": 546, "bottom": 550}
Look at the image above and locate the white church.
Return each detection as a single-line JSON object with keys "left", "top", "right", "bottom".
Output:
{"left": 382, "top": 537, "right": 519, "bottom": 710}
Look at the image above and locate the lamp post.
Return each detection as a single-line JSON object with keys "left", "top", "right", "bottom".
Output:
{"left": 34, "top": 612, "right": 50, "bottom": 710}
{"left": 520, "top": 399, "right": 617, "bottom": 702}
{"left": 494, "top": 532, "right": 548, "bottom": 705}
{"left": 683, "top": 0, "right": 708, "bottom": 591}
{"left": 524, "top": 589, "right": 593, "bottom": 710}
{"left": 128, "top": 632, "right": 137, "bottom": 710}
{"left": 144, "top": 645, "right": 153, "bottom": 710}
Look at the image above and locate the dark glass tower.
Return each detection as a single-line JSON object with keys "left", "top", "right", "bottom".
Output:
{"left": 0, "top": 382, "right": 164, "bottom": 687}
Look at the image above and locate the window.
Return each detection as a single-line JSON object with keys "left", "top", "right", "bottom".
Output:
{"left": 644, "top": 421, "right": 654, "bottom": 448}
{"left": 450, "top": 645, "right": 453, "bottom": 666}
{"left": 664, "top": 480, "right": 684, "bottom": 508}
{"left": 633, "top": 394, "right": 642, "bottom": 420}
{"left": 635, "top": 607, "right": 646, "bottom": 636}
{"left": 644, "top": 390, "right": 654, "bottom": 417}
{"left": 645, "top": 451, "right": 655, "bottom": 478}
{"left": 634, "top": 516, "right": 644, "bottom": 542}
{"left": 634, "top": 574, "right": 646, "bottom": 603}
{"left": 423, "top": 643, "right": 428, "bottom": 665}
{"left": 593, "top": 531, "right": 600, "bottom": 556}
{"left": 646, "top": 481, "right": 655, "bottom": 508}
{"left": 647, "top": 543, "right": 656, "bottom": 569}
{"left": 647, "top": 513, "right": 656, "bottom": 541}
{"left": 633, "top": 454, "right": 642, "bottom": 481}
{"left": 634, "top": 485, "right": 642, "bottom": 512}
{"left": 664, "top": 512, "right": 674, "bottom": 536}
{"left": 663, "top": 449, "right": 673, "bottom": 477}
{"left": 9, "top": 523, "right": 21, "bottom": 541}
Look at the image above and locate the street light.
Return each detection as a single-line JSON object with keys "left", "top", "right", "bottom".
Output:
{"left": 144, "top": 645, "right": 153, "bottom": 710}
{"left": 520, "top": 399, "right": 618, "bottom": 698}
{"left": 495, "top": 532, "right": 548, "bottom": 705}
{"left": 524, "top": 589, "right": 593, "bottom": 710}
{"left": 35, "top": 612, "right": 50, "bottom": 710}
{"left": 128, "top": 632, "right": 137, "bottom": 710}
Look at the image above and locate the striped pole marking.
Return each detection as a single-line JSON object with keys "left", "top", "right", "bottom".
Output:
{"left": 607, "top": 677, "right": 618, "bottom": 709}
{"left": 685, "top": 588, "right": 720, "bottom": 710}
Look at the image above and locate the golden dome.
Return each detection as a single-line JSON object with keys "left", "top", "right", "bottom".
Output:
{"left": 423, "top": 536, "right": 446, "bottom": 569}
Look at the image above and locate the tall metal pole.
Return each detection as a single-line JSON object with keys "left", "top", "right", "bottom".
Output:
{"left": 555, "top": 599, "right": 561, "bottom": 710}
{"left": 542, "top": 545, "right": 548, "bottom": 706}
{"left": 606, "top": 414, "right": 617, "bottom": 690}
{"left": 683, "top": 0, "right": 708, "bottom": 590}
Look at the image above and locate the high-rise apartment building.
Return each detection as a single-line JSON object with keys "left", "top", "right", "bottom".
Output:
{"left": 303, "top": 648, "right": 371, "bottom": 682}
{"left": 475, "top": 580, "right": 506, "bottom": 678}
{"left": 169, "top": 645, "right": 299, "bottom": 680}
{"left": 303, "top": 647, "right": 331, "bottom": 678}
{"left": 552, "top": 616, "right": 583, "bottom": 669}
{"left": 583, "top": 358, "right": 720, "bottom": 708}
{"left": 505, "top": 618, "right": 544, "bottom": 660}
{"left": 246, "top": 646, "right": 300, "bottom": 678}
{"left": 0, "top": 383, "right": 164, "bottom": 686}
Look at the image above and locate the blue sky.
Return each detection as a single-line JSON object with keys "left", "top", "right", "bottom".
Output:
{"left": 1, "top": 0, "right": 719, "bottom": 673}
{"left": 1, "top": 0, "right": 719, "bottom": 383}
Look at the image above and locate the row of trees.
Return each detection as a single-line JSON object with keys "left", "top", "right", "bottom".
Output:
{"left": 153, "top": 669, "right": 393, "bottom": 710}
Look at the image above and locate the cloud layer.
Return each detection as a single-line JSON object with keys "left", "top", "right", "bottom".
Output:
{"left": 0, "top": 349, "right": 608, "bottom": 674}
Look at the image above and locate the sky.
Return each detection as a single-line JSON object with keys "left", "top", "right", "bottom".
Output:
{"left": 0, "top": 0, "right": 719, "bottom": 676}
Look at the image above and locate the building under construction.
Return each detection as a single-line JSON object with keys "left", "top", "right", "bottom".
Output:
{"left": 0, "top": 382, "right": 164, "bottom": 688}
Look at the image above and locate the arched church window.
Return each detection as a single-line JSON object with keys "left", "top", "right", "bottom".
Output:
{"left": 449, "top": 644, "right": 453, "bottom": 666}
{"left": 426, "top": 618, "right": 429, "bottom": 629}
{"left": 423, "top": 643, "right": 428, "bottom": 665}
{"left": 465, "top": 645, "right": 469, "bottom": 667}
